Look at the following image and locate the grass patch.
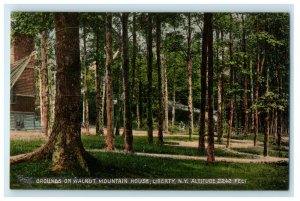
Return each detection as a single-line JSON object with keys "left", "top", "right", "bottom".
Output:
{"left": 10, "top": 139, "right": 46, "bottom": 156}
{"left": 10, "top": 135, "right": 277, "bottom": 159}
{"left": 81, "top": 135, "right": 256, "bottom": 159}
{"left": 10, "top": 151, "right": 289, "bottom": 190}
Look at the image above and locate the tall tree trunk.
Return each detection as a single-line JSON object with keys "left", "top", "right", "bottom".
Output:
{"left": 226, "top": 15, "right": 234, "bottom": 148}
{"left": 10, "top": 14, "right": 98, "bottom": 173}
{"left": 136, "top": 53, "right": 143, "bottom": 129}
{"left": 146, "top": 14, "right": 153, "bottom": 144}
{"left": 217, "top": 75, "right": 223, "bottom": 143}
{"left": 50, "top": 12, "right": 92, "bottom": 172}
{"left": 41, "top": 12, "right": 93, "bottom": 172}
{"left": 186, "top": 13, "right": 194, "bottom": 141}
{"left": 162, "top": 56, "right": 169, "bottom": 133}
{"left": 47, "top": 54, "right": 55, "bottom": 130}
{"left": 242, "top": 14, "right": 249, "bottom": 136}
{"left": 199, "top": 12, "right": 209, "bottom": 152}
{"left": 95, "top": 21, "right": 101, "bottom": 136}
{"left": 114, "top": 65, "right": 121, "bottom": 136}
{"left": 100, "top": 69, "right": 107, "bottom": 135}
{"left": 254, "top": 50, "right": 265, "bottom": 146}
{"left": 171, "top": 65, "right": 176, "bottom": 131}
{"left": 254, "top": 73, "right": 259, "bottom": 147}
{"left": 206, "top": 13, "right": 215, "bottom": 163}
{"left": 83, "top": 21, "right": 89, "bottom": 135}
{"left": 156, "top": 14, "right": 164, "bottom": 144}
{"left": 105, "top": 13, "right": 114, "bottom": 150}
{"left": 250, "top": 59, "right": 255, "bottom": 132}
{"left": 217, "top": 30, "right": 223, "bottom": 143}
{"left": 264, "top": 66, "right": 270, "bottom": 157}
{"left": 254, "top": 17, "right": 265, "bottom": 147}
{"left": 131, "top": 13, "right": 138, "bottom": 125}
{"left": 39, "top": 67, "right": 43, "bottom": 128}
{"left": 122, "top": 13, "right": 133, "bottom": 151}
{"left": 41, "top": 30, "right": 48, "bottom": 137}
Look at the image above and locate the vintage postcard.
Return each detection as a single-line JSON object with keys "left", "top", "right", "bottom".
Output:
{"left": 9, "top": 10, "right": 290, "bottom": 191}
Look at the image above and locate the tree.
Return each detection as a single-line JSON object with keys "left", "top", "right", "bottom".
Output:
{"left": 11, "top": 12, "right": 96, "bottom": 174}
{"left": 199, "top": 14, "right": 208, "bottom": 152}
{"left": 162, "top": 55, "right": 169, "bottom": 133}
{"left": 95, "top": 15, "right": 102, "bottom": 136}
{"left": 205, "top": 13, "right": 215, "bottom": 163}
{"left": 122, "top": 13, "right": 133, "bottom": 151}
{"left": 171, "top": 63, "right": 176, "bottom": 131}
{"left": 82, "top": 17, "right": 89, "bottom": 135}
{"left": 186, "top": 13, "right": 194, "bottom": 141}
{"left": 254, "top": 16, "right": 266, "bottom": 147}
{"left": 226, "top": 14, "right": 234, "bottom": 148}
{"left": 131, "top": 13, "right": 140, "bottom": 129}
{"left": 242, "top": 14, "right": 249, "bottom": 135}
{"left": 146, "top": 14, "right": 153, "bottom": 144}
{"left": 40, "top": 22, "right": 48, "bottom": 137}
{"left": 105, "top": 12, "right": 114, "bottom": 151}
{"left": 156, "top": 14, "right": 164, "bottom": 144}
{"left": 216, "top": 29, "right": 224, "bottom": 143}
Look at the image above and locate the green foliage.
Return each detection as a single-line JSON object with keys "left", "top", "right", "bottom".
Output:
{"left": 11, "top": 12, "right": 54, "bottom": 37}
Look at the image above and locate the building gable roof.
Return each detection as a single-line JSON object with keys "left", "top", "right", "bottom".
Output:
{"left": 10, "top": 51, "right": 36, "bottom": 89}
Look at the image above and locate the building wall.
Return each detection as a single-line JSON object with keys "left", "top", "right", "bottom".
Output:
{"left": 10, "top": 33, "right": 35, "bottom": 113}
{"left": 11, "top": 33, "right": 35, "bottom": 62}
{"left": 10, "top": 33, "right": 36, "bottom": 130}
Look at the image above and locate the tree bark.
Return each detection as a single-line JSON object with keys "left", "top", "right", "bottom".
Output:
{"left": 146, "top": 14, "right": 153, "bottom": 144}
{"left": 217, "top": 30, "right": 223, "bottom": 143}
{"left": 100, "top": 68, "right": 107, "bottom": 135}
{"left": 95, "top": 21, "right": 101, "bottom": 136}
{"left": 226, "top": 15, "right": 234, "bottom": 148}
{"left": 82, "top": 20, "right": 89, "bottom": 135}
{"left": 105, "top": 13, "right": 114, "bottom": 151}
{"left": 199, "top": 12, "right": 209, "bottom": 152}
{"left": 162, "top": 56, "right": 169, "bottom": 133}
{"left": 156, "top": 14, "right": 164, "bottom": 144}
{"left": 206, "top": 13, "right": 215, "bottom": 163}
{"left": 131, "top": 13, "right": 138, "bottom": 124}
{"left": 114, "top": 65, "right": 121, "bottom": 136}
{"left": 186, "top": 13, "right": 194, "bottom": 141}
{"left": 122, "top": 13, "right": 133, "bottom": 151}
{"left": 41, "top": 30, "right": 48, "bottom": 137}
{"left": 254, "top": 50, "right": 265, "bottom": 146}
{"left": 171, "top": 65, "right": 176, "bottom": 131}
{"left": 250, "top": 59, "right": 255, "bottom": 132}
{"left": 242, "top": 14, "right": 249, "bottom": 136}
{"left": 136, "top": 52, "right": 143, "bottom": 129}
{"left": 217, "top": 75, "right": 223, "bottom": 143}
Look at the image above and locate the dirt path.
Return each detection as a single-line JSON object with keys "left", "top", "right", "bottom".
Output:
{"left": 88, "top": 148, "right": 288, "bottom": 164}
{"left": 10, "top": 130, "right": 48, "bottom": 141}
{"left": 9, "top": 128, "right": 185, "bottom": 141}
{"left": 164, "top": 138, "right": 264, "bottom": 149}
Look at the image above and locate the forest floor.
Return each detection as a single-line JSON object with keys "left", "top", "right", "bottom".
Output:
{"left": 10, "top": 129, "right": 289, "bottom": 164}
{"left": 10, "top": 129, "right": 289, "bottom": 190}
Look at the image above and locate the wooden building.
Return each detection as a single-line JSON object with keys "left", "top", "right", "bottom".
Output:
{"left": 10, "top": 33, "right": 37, "bottom": 130}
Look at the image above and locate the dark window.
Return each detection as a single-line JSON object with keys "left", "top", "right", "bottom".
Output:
{"left": 15, "top": 114, "right": 24, "bottom": 129}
